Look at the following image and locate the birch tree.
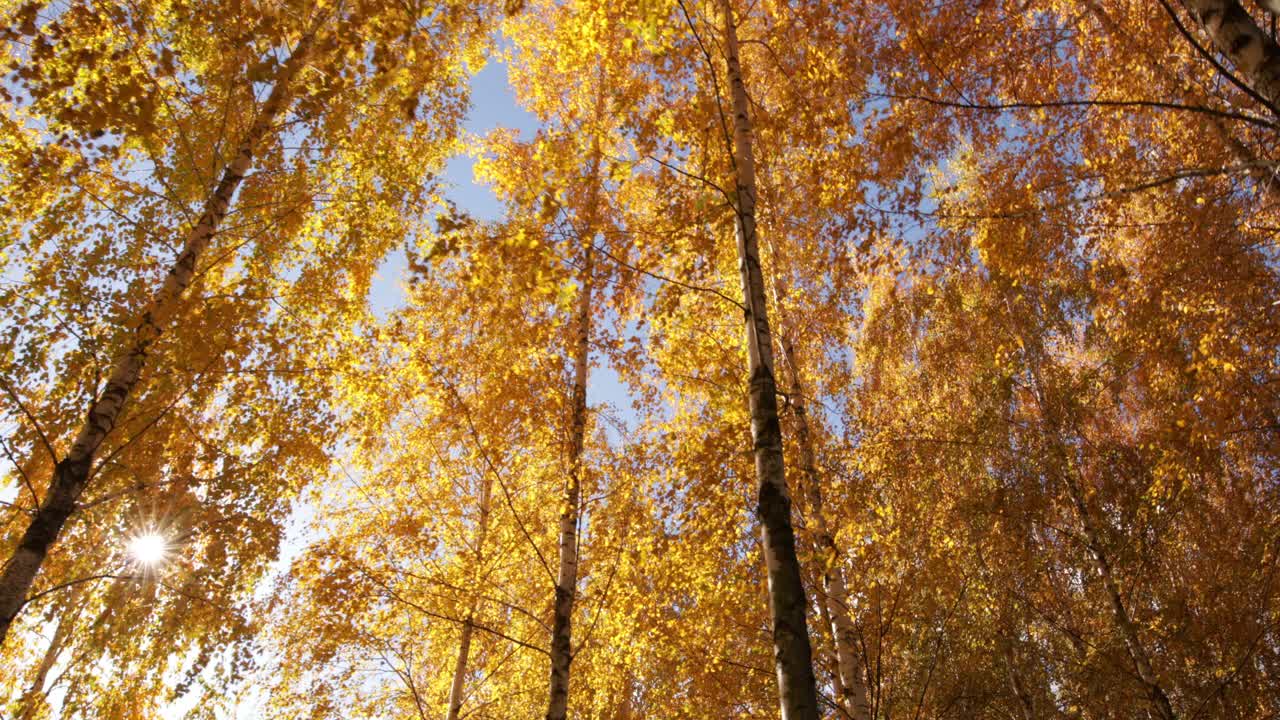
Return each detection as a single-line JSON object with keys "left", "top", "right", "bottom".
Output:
{"left": 0, "top": 6, "right": 318, "bottom": 646}
{"left": 0, "top": 0, "right": 492, "bottom": 705}
{"left": 718, "top": 2, "right": 819, "bottom": 716}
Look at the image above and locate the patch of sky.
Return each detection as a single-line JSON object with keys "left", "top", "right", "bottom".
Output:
{"left": 366, "top": 56, "right": 541, "bottom": 319}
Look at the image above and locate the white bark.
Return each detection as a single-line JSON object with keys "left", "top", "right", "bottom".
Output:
{"left": 545, "top": 143, "right": 603, "bottom": 720}
{"left": 780, "top": 334, "right": 871, "bottom": 720}
{"left": 815, "top": 586, "right": 846, "bottom": 706}
{"left": 545, "top": 245, "right": 591, "bottom": 720}
{"left": 445, "top": 472, "right": 492, "bottom": 720}
{"left": 1087, "top": 1, "right": 1280, "bottom": 196}
{"left": 720, "top": 3, "right": 820, "bottom": 718}
{"left": 444, "top": 618, "right": 474, "bottom": 720}
{"left": 1003, "top": 646, "right": 1035, "bottom": 720}
{"left": 1182, "top": 0, "right": 1280, "bottom": 111}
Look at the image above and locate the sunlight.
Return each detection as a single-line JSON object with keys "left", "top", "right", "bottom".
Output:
{"left": 127, "top": 533, "right": 168, "bottom": 566}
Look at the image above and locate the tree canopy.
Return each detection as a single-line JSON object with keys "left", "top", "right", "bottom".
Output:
{"left": 1, "top": 0, "right": 1278, "bottom": 718}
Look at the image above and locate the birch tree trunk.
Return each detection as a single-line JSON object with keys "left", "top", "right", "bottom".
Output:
{"left": 1086, "top": 1, "right": 1279, "bottom": 197}
{"left": 779, "top": 334, "right": 871, "bottom": 720}
{"left": 0, "top": 35, "right": 313, "bottom": 646}
{"left": 763, "top": 243, "right": 867, "bottom": 719}
{"left": 444, "top": 612, "right": 475, "bottom": 720}
{"left": 1180, "top": 0, "right": 1280, "bottom": 111}
{"left": 1019, "top": 329, "right": 1178, "bottom": 720}
{"left": 719, "top": 3, "right": 819, "bottom": 718}
{"left": 545, "top": 154, "right": 601, "bottom": 720}
{"left": 815, "top": 584, "right": 846, "bottom": 707}
{"left": 445, "top": 472, "right": 492, "bottom": 720}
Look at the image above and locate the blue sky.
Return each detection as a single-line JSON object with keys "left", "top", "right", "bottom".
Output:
{"left": 365, "top": 55, "right": 635, "bottom": 426}
{"left": 367, "top": 56, "right": 541, "bottom": 316}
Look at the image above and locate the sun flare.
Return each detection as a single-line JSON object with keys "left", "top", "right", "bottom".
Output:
{"left": 127, "top": 533, "right": 168, "bottom": 566}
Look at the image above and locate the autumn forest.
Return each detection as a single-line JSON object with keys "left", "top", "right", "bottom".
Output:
{"left": 0, "top": 0, "right": 1277, "bottom": 717}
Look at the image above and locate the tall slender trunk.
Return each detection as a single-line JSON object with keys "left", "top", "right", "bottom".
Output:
{"left": 1057, "top": 459, "right": 1178, "bottom": 720}
{"left": 0, "top": 35, "right": 313, "bottom": 645}
{"left": 763, "top": 247, "right": 870, "bottom": 720}
{"left": 545, "top": 151, "right": 602, "bottom": 720}
{"left": 445, "top": 472, "right": 492, "bottom": 720}
{"left": 444, "top": 620, "right": 473, "bottom": 720}
{"left": 1018, "top": 326, "right": 1178, "bottom": 720}
{"left": 780, "top": 334, "right": 871, "bottom": 720}
{"left": 719, "top": 3, "right": 819, "bottom": 718}
{"left": 815, "top": 583, "right": 846, "bottom": 707}
{"left": 1180, "top": 0, "right": 1280, "bottom": 110}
